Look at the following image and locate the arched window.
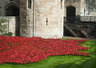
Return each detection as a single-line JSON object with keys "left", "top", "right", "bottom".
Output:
{"left": 60, "top": 0, "right": 63, "bottom": 9}
{"left": 28, "top": 0, "right": 31, "bottom": 9}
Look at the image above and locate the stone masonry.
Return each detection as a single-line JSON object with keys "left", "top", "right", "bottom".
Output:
{"left": 0, "top": 0, "right": 96, "bottom": 38}
{"left": 20, "top": 0, "right": 64, "bottom": 38}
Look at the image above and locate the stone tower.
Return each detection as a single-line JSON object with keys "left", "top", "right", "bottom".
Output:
{"left": 20, "top": 0, "right": 33, "bottom": 37}
{"left": 20, "top": 0, "right": 64, "bottom": 38}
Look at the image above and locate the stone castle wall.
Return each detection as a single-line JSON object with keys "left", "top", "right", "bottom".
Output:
{"left": 80, "top": 0, "right": 96, "bottom": 16}
{"left": 64, "top": 0, "right": 81, "bottom": 16}
{"left": 64, "top": 0, "right": 96, "bottom": 16}
{"left": 0, "top": 0, "right": 96, "bottom": 38}
{"left": 20, "top": 0, "right": 64, "bottom": 38}
{"left": 82, "top": 0, "right": 96, "bottom": 16}
{"left": 65, "top": 0, "right": 96, "bottom": 21}
{"left": 0, "top": 0, "right": 20, "bottom": 16}
{"left": 20, "top": 0, "right": 34, "bottom": 37}
{"left": 34, "top": 0, "right": 64, "bottom": 38}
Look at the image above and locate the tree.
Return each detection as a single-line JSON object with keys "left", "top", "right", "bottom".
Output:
{"left": 0, "top": 19, "right": 13, "bottom": 36}
{"left": 0, "top": 19, "right": 7, "bottom": 34}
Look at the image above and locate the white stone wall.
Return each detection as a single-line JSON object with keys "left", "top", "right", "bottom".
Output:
{"left": 0, "top": 16, "right": 16, "bottom": 36}
{"left": 20, "top": 0, "right": 64, "bottom": 38}
{"left": 34, "top": 0, "right": 64, "bottom": 38}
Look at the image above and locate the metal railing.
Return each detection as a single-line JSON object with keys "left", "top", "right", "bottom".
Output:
{"left": 64, "top": 16, "right": 96, "bottom": 23}
{"left": 64, "top": 23, "right": 88, "bottom": 38}
{"left": 64, "top": 16, "right": 96, "bottom": 38}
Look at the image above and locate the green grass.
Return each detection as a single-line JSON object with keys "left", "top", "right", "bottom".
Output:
{"left": 0, "top": 40, "right": 96, "bottom": 68}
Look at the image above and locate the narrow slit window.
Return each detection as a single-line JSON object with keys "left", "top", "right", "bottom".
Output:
{"left": 28, "top": 0, "right": 31, "bottom": 9}
{"left": 46, "top": 18, "right": 48, "bottom": 26}
{"left": 60, "top": 0, "right": 63, "bottom": 9}
{"left": 10, "top": 0, "right": 13, "bottom": 1}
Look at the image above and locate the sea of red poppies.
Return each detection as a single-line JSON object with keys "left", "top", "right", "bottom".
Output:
{"left": 0, "top": 36, "right": 91, "bottom": 64}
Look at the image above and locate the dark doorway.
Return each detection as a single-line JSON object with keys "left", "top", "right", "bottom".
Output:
{"left": 6, "top": 5, "right": 20, "bottom": 36}
{"left": 6, "top": 5, "right": 19, "bottom": 16}
{"left": 66, "top": 6, "right": 76, "bottom": 22}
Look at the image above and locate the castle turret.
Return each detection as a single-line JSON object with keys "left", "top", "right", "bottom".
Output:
{"left": 34, "top": 0, "right": 64, "bottom": 38}
{"left": 20, "top": 0, "right": 34, "bottom": 37}
{"left": 20, "top": 0, "right": 64, "bottom": 38}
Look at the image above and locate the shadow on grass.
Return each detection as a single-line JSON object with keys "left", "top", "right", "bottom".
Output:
{"left": 55, "top": 57, "right": 96, "bottom": 68}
